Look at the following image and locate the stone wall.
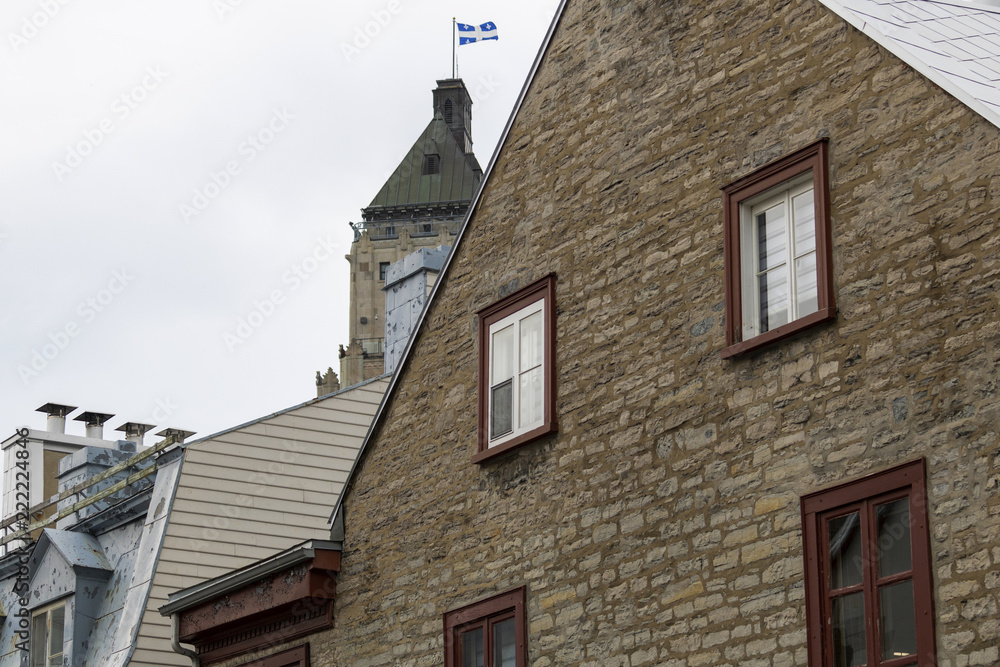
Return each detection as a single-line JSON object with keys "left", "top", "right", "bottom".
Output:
{"left": 317, "top": 0, "right": 1000, "bottom": 665}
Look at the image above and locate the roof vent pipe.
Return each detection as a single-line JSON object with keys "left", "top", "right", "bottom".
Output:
{"left": 36, "top": 403, "right": 78, "bottom": 434}
{"left": 115, "top": 422, "right": 155, "bottom": 449}
{"left": 73, "top": 411, "right": 115, "bottom": 439}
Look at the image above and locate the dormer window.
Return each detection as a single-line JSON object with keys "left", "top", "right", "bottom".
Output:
{"left": 30, "top": 602, "right": 65, "bottom": 667}
{"left": 423, "top": 154, "right": 441, "bottom": 175}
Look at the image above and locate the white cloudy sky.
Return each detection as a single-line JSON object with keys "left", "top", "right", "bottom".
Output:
{"left": 0, "top": 0, "right": 562, "bottom": 441}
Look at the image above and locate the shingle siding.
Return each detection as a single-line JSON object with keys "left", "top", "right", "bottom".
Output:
{"left": 130, "top": 378, "right": 388, "bottom": 667}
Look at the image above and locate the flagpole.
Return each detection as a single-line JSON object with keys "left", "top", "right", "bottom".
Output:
{"left": 452, "top": 18, "right": 456, "bottom": 78}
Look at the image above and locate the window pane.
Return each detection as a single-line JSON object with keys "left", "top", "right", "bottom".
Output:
{"left": 31, "top": 614, "right": 46, "bottom": 667}
{"left": 49, "top": 607, "right": 64, "bottom": 657}
{"left": 491, "top": 380, "right": 513, "bottom": 440}
{"left": 832, "top": 592, "right": 867, "bottom": 667}
{"left": 492, "top": 325, "right": 515, "bottom": 382}
{"left": 758, "top": 268, "right": 788, "bottom": 333}
{"left": 519, "top": 367, "right": 543, "bottom": 428}
{"left": 462, "top": 628, "right": 485, "bottom": 667}
{"left": 519, "top": 310, "right": 543, "bottom": 371}
{"left": 876, "top": 499, "right": 912, "bottom": 577}
{"left": 794, "top": 252, "right": 818, "bottom": 318}
{"left": 792, "top": 187, "right": 815, "bottom": 256}
{"left": 828, "top": 512, "right": 864, "bottom": 589}
{"left": 880, "top": 580, "right": 917, "bottom": 661}
{"left": 493, "top": 618, "right": 516, "bottom": 667}
{"left": 756, "top": 206, "right": 787, "bottom": 272}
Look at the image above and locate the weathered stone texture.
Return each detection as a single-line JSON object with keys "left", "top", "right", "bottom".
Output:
{"left": 318, "top": 0, "right": 1000, "bottom": 665}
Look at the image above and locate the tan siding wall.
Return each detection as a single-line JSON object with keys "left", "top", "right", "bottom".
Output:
{"left": 130, "top": 378, "right": 387, "bottom": 666}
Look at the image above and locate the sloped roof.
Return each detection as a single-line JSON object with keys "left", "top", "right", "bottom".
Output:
{"left": 819, "top": 0, "right": 1000, "bottom": 128}
{"left": 365, "top": 113, "right": 482, "bottom": 211}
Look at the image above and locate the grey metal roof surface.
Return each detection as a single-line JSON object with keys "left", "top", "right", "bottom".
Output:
{"left": 820, "top": 0, "right": 1000, "bottom": 127}
{"left": 365, "top": 113, "right": 482, "bottom": 210}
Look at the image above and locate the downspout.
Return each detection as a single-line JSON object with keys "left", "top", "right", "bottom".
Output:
{"left": 170, "top": 613, "right": 200, "bottom": 667}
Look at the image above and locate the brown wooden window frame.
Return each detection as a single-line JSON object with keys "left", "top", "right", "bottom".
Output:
{"left": 244, "top": 644, "right": 309, "bottom": 667}
{"left": 474, "top": 274, "right": 557, "bottom": 464}
{"left": 721, "top": 139, "right": 835, "bottom": 358}
{"left": 444, "top": 587, "right": 527, "bottom": 667}
{"left": 801, "top": 459, "right": 935, "bottom": 667}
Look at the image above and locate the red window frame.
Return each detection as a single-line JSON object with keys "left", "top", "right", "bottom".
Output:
{"left": 721, "top": 139, "right": 836, "bottom": 358}
{"left": 801, "top": 460, "right": 935, "bottom": 667}
{"left": 245, "top": 644, "right": 309, "bottom": 667}
{"left": 444, "top": 587, "right": 527, "bottom": 667}
{"left": 475, "top": 275, "right": 557, "bottom": 463}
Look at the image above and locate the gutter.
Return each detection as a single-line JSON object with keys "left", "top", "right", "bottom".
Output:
{"left": 170, "top": 613, "right": 200, "bottom": 667}
{"left": 159, "top": 539, "right": 342, "bottom": 616}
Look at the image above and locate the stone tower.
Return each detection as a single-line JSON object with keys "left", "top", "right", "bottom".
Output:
{"left": 334, "top": 79, "right": 482, "bottom": 389}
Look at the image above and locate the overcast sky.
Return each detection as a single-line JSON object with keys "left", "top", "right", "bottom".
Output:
{"left": 1, "top": 0, "right": 561, "bottom": 441}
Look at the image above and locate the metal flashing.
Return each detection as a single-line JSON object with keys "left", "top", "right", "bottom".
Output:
{"left": 159, "top": 539, "right": 342, "bottom": 616}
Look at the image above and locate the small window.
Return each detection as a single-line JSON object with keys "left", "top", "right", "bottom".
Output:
{"left": 245, "top": 645, "right": 309, "bottom": 667}
{"left": 444, "top": 587, "right": 526, "bottom": 667}
{"left": 801, "top": 460, "right": 935, "bottom": 667}
{"left": 30, "top": 603, "right": 65, "bottom": 667}
{"left": 444, "top": 99, "right": 454, "bottom": 124}
{"left": 423, "top": 154, "right": 441, "bottom": 175}
{"left": 475, "top": 275, "right": 557, "bottom": 463}
{"left": 379, "top": 262, "right": 390, "bottom": 281}
{"left": 722, "top": 139, "right": 835, "bottom": 358}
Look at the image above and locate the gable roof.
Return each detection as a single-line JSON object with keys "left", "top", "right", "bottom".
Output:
{"left": 29, "top": 530, "right": 113, "bottom": 582}
{"left": 818, "top": 0, "right": 1000, "bottom": 128}
{"left": 328, "top": 0, "right": 570, "bottom": 531}
{"left": 330, "top": 0, "right": 1000, "bottom": 528}
{"left": 365, "top": 113, "right": 482, "bottom": 212}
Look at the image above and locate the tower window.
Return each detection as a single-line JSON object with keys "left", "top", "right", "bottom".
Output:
{"left": 423, "top": 154, "right": 441, "bottom": 175}
{"left": 444, "top": 99, "right": 454, "bottom": 124}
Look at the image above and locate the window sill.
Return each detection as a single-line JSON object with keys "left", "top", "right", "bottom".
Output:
{"left": 472, "top": 421, "right": 557, "bottom": 464}
{"left": 721, "top": 306, "right": 836, "bottom": 359}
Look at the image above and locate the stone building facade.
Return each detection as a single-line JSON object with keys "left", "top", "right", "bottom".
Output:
{"left": 316, "top": 0, "right": 997, "bottom": 665}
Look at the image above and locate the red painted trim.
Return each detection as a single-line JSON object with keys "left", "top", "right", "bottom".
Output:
{"left": 444, "top": 587, "right": 527, "bottom": 667}
{"left": 721, "top": 139, "right": 835, "bottom": 357}
{"left": 177, "top": 550, "right": 339, "bottom": 665}
{"left": 720, "top": 306, "right": 836, "bottom": 358}
{"left": 800, "top": 460, "right": 936, "bottom": 667}
{"left": 476, "top": 275, "right": 557, "bottom": 461}
{"left": 244, "top": 643, "right": 309, "bottom": 667}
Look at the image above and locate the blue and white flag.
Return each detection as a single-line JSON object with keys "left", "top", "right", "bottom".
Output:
{"left": 457, "top": 21, "right": 498, "bottom": 45}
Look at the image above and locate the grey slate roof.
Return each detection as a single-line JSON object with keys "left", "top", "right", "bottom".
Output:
{"left": 365, "top": 113, "right": 482, "bottom": 211}
{"left": 820, "top": 0, "right": 1000, "bottom": 127}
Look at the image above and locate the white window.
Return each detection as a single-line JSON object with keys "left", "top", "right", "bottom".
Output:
{"left": 30, "top": 603, "right": 65, "bottom": 667}
{"left": 739, "top": 173, "right": 818, "bottom": 339}
{"left": 722, "top": 139, "right": 834, "bottom": 358}
{"left": 488, "top": 300, "right": 544, "bottom": 446}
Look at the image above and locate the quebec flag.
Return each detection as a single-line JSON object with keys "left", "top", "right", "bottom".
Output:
{"left": 457, "top": 21, "right": 499, "bottom": 45}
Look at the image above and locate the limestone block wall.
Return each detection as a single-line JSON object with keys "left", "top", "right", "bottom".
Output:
{"left": 313, "top": 0, "right": 1000, "bottom": 665}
